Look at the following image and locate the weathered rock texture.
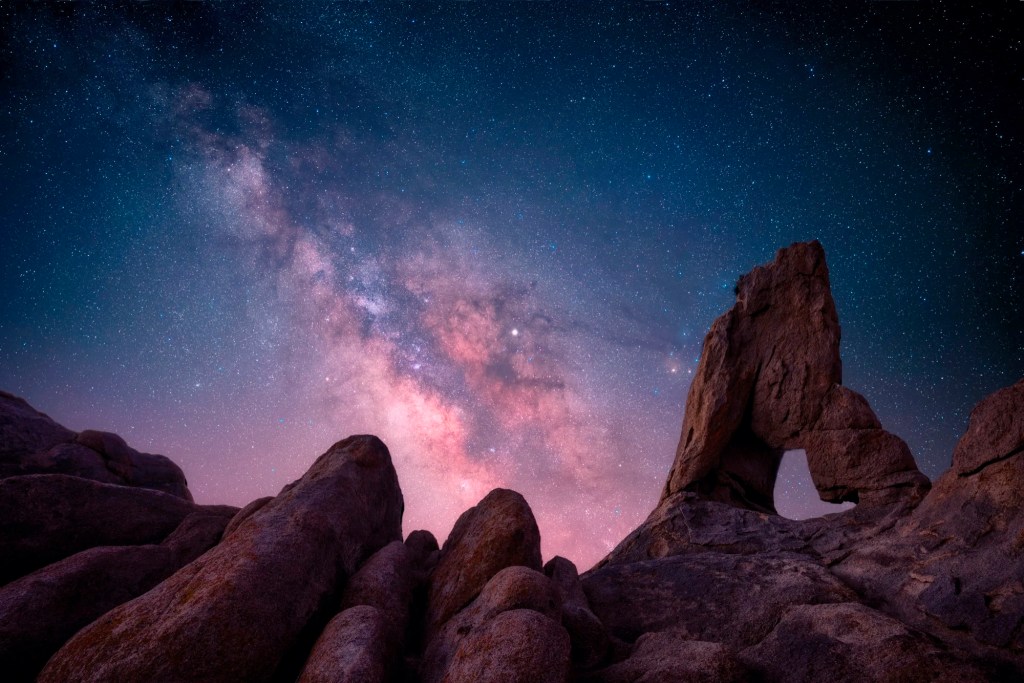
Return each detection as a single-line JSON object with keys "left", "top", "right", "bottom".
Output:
{"left": 425, "top": 488, "right": 542, "bottom": 638}
{"left": 0, "top": 509, "right": 234, "bottom": 682}
{"left": 0, "top": 391, "right": 192, "bottom": 500}
{"left": 2, "top": 242, "right": 1021, "bottom": 683}
{"left": 39, "top": 435, "right": 403, "bottom": 683}
{"left": 663, "top": 241, "right": 928, "bottom": 511}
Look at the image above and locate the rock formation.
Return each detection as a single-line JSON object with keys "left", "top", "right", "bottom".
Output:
{"left": 663, "top": 241, "right": 929, "bottom": 511}
{"left": 1, "top": 241, "right": 1020, "bottom": 682}
{"left": 0, "top": 391, "right": 192, "bottom": 500}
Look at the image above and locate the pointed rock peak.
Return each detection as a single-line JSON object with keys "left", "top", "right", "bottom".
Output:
{"left": 664, "top": 241, "right": 928, "bottom": 512}
{"left": 951, "top": 377, "right": 1024, "bottom": 476}
{"left": 425, "top": 488, "right": 542, "bottom": 639}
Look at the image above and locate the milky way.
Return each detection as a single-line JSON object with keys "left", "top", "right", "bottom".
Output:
{"left": 2, "top": 3, "right": 1020, "bottom": 568}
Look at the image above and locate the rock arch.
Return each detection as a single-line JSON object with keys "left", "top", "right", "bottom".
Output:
{"left": 663, "top": 241, "right": 929, "bottom": 513}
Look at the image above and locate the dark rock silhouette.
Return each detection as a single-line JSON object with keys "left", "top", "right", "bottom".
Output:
{"left": 0, "top": 474, "right": 199, "bottom": 585}
{"left": 38, "top": 435, "right": 403, "bottom": 683}
{"left": 0, "top": 391, "right": 192, "bottom": 500}
{"left": 2, "top": 242, "right": 1021, "bottom": 681}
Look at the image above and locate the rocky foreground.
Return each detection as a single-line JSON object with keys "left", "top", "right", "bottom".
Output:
{"left": 1, "top": 241, "right": 1021, "bottom": 682}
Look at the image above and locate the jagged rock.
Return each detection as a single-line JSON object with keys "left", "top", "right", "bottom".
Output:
{"left": 438, "top": 608, "right": 570, "bottom": 683}
{"left": 340, "top": 540, "right": 416, "bottom": 648}
{"left": 0, "top": 391, "right": 192, "bottom": 499}
{"left": 425, "top": 488, "right": 542, "bottom": 637}
{"left": 583, "top": 552, "right": 855, "bottom": 647}
{"left": 0, "top": 510, "right": 233, "bottom": 682}
{"left": 39, "top": 435, "right": 403, "bottom": 683}
{"left": 297, "top": 605, "right": 392, "bottom": 683}
{"left": 222, "top": 495, "right": 273, "bottom": 538}
{"left": 0, "top": 474, "right": 196, "bottom": 584}
{"left": 422, "top": 566, "right": 562, "bottom": 683}
{"left": 833, "top": 379, "right": 1024, "bottom": 665}
{"left": 952, "top": 378, "right": 1024, "bottom": 475}
{"left": 544, "top": 556, "right": 609, "bottom": 667}
{"left": 583, "top": 631, "right": 749, "bottom": 683}
{"left": 739, "top": 602, "right": 997, "bottom": 682}
{"left": 663, "top": 241, "right": 927, "bottom": 511}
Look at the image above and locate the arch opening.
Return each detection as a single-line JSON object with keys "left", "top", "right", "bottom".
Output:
{"left": 774, "top": 449, "right": 854, "bottom": 520}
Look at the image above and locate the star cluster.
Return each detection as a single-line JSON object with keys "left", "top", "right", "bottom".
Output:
{"left": 1, "top": 2, "right": 1020, "bottom": 568}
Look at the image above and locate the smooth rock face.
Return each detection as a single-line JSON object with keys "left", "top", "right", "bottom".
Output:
{"left": 438, "top": 608, "right": 571, "bottom": 683}
{"left": 0, "top": 474, "right": 196, "bottom": 585}
{"left": 297, "top": 605, "right": 391, "bottom": 683}
{"left": 39, "top": 435, "right": 403, "bottom": 683}
{"left": 425, "top": 488, "right": 542, "bottom": 637}
{"left": 0, "top": 510, "right": 232, "bottom": 682}
{"left": 663, "top": 241, "right": 927, "bottom": 511}
{"left": 0, "top": 391, "right": 192, "bottom": 500}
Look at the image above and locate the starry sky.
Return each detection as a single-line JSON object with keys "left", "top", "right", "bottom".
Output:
{"left": 1, "top": 2, "right": 1021, "bottom": 569}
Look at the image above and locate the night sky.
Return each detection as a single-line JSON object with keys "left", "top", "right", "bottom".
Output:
{"left": 1, "top": 2, "right": 1021, "bottom": 569}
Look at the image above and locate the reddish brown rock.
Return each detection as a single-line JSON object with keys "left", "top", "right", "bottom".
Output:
{"left": 425, "top": 488, "right": 542, "bottom": 637}
{"left": 438, "top": 608, "right": 570, "bottom": 683}
{"left": 952, "top": 378, "right": 1024, "bottom": 475}
{"left": 38, "top": 435, "right": 403, "bottom": 683}
{"left": 663, "top": 241, "right": 928, "bottom": 511}
{"left": 221, "top": 495, "right": 273, "bottom": 538}
{"left": 422, "top": 566, "right": 562, "bottom": 683}
{"left": 834, "top": 380, "right": 1024, "bottom": 663}
{"left": 0, "top": 474, "right": 196, "bottom": 585}
{"left": 297, "top": 605, "right": 392, "bottom": 683}
{"left": 583, "top": 552, "right": 855, "bottom": 647}
{"left": 0, "top": 391, "right": 192, "bottom": 500}
{"left": 0, "top": 510, "right": 233, "bottom": 682}
{"left": 340, "top": 540, "right": 416, "bottom": 647}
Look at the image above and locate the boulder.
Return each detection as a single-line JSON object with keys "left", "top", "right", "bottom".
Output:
{"left": 38, "top": 435, "right": 403, "bottom": 683}
{"left": 952, "top": 378, "right": 1024, "bottom": 475}
{"left": 340, "top": 540, "right": 416, "bottom": 647}
{"left": 438, "top": 609, "right": 570, "bottom": 683}
{"left": 297, "top": 605, "right": 392, "bottom": 683}
{"left": 425, "top": 488, "right": 542, "bottom": 637}
{"left": 221, "top": 496, "right": 273, "bottom": 538}
{"left": 423, "top": 566, "right": 561, "bottom": 683}
{"left": 0, "top": 510, "right": 232, "bottom": 682}
{"left": 0, "top": 474, "right": 196, "bottom": 584}
{"left": 0, "top": 391, "right": 192, "bottom": 500}
{"left": 544, "top": 556, "right": 609, "bottom": 667}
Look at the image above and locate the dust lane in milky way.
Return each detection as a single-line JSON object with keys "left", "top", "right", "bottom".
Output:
{"left": 1, "top": 3, "right": 1020, "bottom": 568}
